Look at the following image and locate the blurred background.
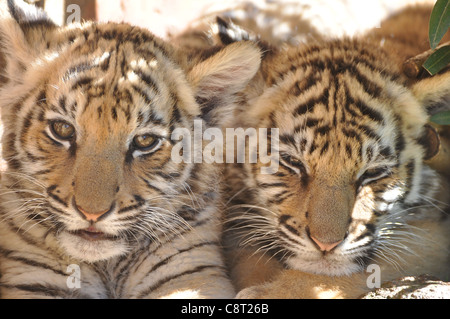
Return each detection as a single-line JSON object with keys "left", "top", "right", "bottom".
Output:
{"left": 27, "top": 0, "right": 435, "bottom": 40}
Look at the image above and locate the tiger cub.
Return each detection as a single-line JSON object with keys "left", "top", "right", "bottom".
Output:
{"left": 214, "top": 6, "right": 450, "bottom": 298}
{"left": 0, "top": 0, "right": 260, "bottom": 298}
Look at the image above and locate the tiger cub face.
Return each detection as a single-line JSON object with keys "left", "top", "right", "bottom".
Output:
{"left": 0, "top": 1, "right": 260, "bottom": 263}
{"left": 221, "top": 24, "right": 450, "bottom": 276}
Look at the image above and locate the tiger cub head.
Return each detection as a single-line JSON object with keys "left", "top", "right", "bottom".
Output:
{"left": 218, "top": 18, "right": 450, "bottom": 276}
{"left": 0, "top": 1, "right": 260, "bottom": 262}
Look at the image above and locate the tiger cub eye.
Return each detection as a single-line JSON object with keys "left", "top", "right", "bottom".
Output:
{"left": 133, "top": 134, "right": 159, "bottom": 151}
{"left": 50, "top": 120, "right": 75, "bottom": 140}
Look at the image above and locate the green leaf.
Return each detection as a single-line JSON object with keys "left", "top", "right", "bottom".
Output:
{"left": 423, "top": 45, "right": 450, "bottom": 75}
{"left": 430, "top": 111, "right": 450, "bottom": 125}
{"left": 429, "top": 0, "right": 450, "bottom": 49}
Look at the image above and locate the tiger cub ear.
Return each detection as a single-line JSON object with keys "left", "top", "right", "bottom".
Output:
{"left": 412, "top": 71, "right": 450, "bottom": 116}
{"left": 412, "top": 72, "right": 450, "bottom": 164}
{"left": 0, "top": 0, "right": 56, "bottom": 80}
{"left": 187, "top": 41, "right": 261, "bottom": 126}
{"left": 6, "top": 0, "right": 54, "bottom": 26}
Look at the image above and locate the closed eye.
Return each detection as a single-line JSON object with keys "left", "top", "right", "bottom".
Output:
{"left": 280, "top": 153, "right": 307, "bottom": 175}
{"left": 357, "top": 167, "right": 391, "bottom": 189}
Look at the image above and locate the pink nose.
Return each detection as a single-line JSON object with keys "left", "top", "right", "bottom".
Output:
{"left": 310, "top": 236, "right": 342, "bottom": 252}
{"left": 76, "top": 205, "right": 110, "bottom": 222}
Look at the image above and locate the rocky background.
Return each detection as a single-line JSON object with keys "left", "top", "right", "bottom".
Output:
{"left": 361, "top": 275, "right": 450, "bottom": 299}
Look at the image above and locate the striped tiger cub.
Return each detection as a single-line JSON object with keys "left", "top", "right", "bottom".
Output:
{"left": 0, "top": 0, "right": 260, "bottom": 298}
{"left": 212, "top": 6, "right": 450, "bottom": 298}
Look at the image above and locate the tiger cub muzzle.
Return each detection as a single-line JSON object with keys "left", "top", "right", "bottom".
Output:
{"left": 280, "top": 180, "right": 354, "bottom": 253}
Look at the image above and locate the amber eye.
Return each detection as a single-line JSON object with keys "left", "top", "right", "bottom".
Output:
{"left": 50, "top": 120, "right": 75, "bottom": 141}
{"left": 133, "top": 134, "right": 160, "bottom": 152}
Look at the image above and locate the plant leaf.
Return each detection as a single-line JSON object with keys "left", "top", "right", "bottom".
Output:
{"left": 430, "top": 111, "right": 450, "bottom": 125}
{"left": 429, "top": 0, "right": 450, "bottom": 49}
{"left": 423, "top": 45, "right": 450, "bottom": 75}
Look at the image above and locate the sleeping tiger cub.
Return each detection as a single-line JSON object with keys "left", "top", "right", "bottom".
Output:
{"left": 211, "top": 6, "right": 450, "bottom": 298}
{"left": 0, "top": 0, "right": 260, "bottom": 298}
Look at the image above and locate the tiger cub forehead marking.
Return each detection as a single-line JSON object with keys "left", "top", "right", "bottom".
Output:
{"left": 46, "top": 23, "right": 185, "bottom": 126}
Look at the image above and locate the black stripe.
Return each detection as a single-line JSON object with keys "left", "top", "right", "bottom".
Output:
{"left": 47, "top": 203, "right": 71, "bottom": 216}
{"left": 136, "top": 265, "right": 226, "bottom": 298}
{"left": 347, "top": 63, "right": 383, "bottom": 98}
{"left": 345, "top": 144, "right": 353, "bottom": 157}
{"left": 59, "top": 96, "right": 67, "bottom": 114}
{"left": 353, "top": 227, "right": 374, "bottom": 245}
{"left": 258, "top": 182, "right": 287, "bottom": 188}
{"left": 305, "top": 118, "right": 320, "bottom": 128}
{"left": 141, "top": 178, "right": 164, "bottom": 194}
{"left": 69, "top": 101, "right": 78, "bottom": 113}
{"left": 268, "top": 190, "right": 291, "bottom": 205}
{"left": 134, "top": 69, "right": 160, "bottom": 94}
{"left": 131, "top": 84, "right": 152, "bottom": 105}
{"left": 177, "top": 205, "right": 198, "bottom": 221}
{"left": 154, "top": 171, "right": 176, "bottom": 180}
{"left": 72, "top": 76, "right": 93, "bottom": 90}
{"left": 279, "top": 215, "right": 301, "bottom": 236}
{"left": 142, "top": 242, "right": 218, "bottom": 276}
{"left": 295, "top": 102, "right": 314, "bottom": 116}
{"left": 379, "top": 146, "right": 393, "bottom": 158}
{"left": 64, "top": 62, "right": 97, "bottom": 80}
{"left": 111, "top": 107, "right": 118, "bottom": 121}
{"left": 117, "top": 200, "right": 145, "bottom": 214}
{"left": 342, "top": 128, "right": 362, "bottom": 143}
{"left": 1, "top": 283, "right": 70, "bottom": 298}
{"left": 395, "top": 132, "right": 406, "bottom": 153}
{"left": 309, "top": 142, "right": 317, "bottom": 154}
{"left": 277, "top": 229, "right": 305, "bottom": 247}
{"left": 279, "top": 134, "right": 297, "bottom": 148}
{"left": 290, "top": 74, "right": 322, "bottom": 97}
{"left": 353, "top": 99, "right": 384, "bottom": 123}
{"left": 366, "top": 146, "right": 374, "bottom": 161}
{"left": 320, "top": 141, "right": 329, "bottom": 156}
{"left": 4, "top": 220, "right": 44, "bottom": 248}
{"left": 25, "top": 151, "right": 44, "bottom": 162}
{"left": 403, "top": 159, "right": 416, "bottom": 197}
{"left": 20, "top": 109, "right": 35, "bottom": 146}
{"left": 36, "top": 90, "right": 47, "bottom": 105}
{"left": 145, "top": 109, "right": 165, "bottom": 126}
{"left": 47, "top": 185, "right": 68, "bottom": 207}
{"left": 3, "top": 254, "right": 67, "bottom": 277}
{"left": 294, "top": 91, "right": 329, "bottom": 117}
{"left": 113, "top": 217, "right": 212, "bottom": 279}
{"left": 354, "top": 123, "right": 381, "bottom": 141}
{"left": 34, "top": 169, "right": 52, "bottom": 176}
{"left": 278, "top": 161, "right": 299, "bottom": 175}
{"left": 170, "top": 104, "right": 182, "bottom": 125}
{"left": 316, "top": 125, "right": 331, "bottom": 136}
